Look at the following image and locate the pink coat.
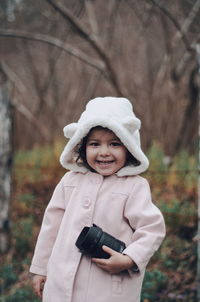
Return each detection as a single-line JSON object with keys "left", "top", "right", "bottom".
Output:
{"left": 30, "top": 171, "right": 165, "bottom": 302}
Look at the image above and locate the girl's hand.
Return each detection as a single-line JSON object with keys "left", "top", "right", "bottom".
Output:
{"left": 92, "top": 245, "right": 135, "bottom": 274}
{"left": 32, "top": 274, "right": 46, "bottom": 298}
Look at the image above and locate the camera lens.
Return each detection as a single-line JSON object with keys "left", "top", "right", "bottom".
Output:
{"left": 75, "top": 225, "right": 102, "bottom": 255}
{"left": 75, "top": 225, "right": 126, "bottom": 259}
{"left": 98, "top": 231, "right": 126, "bottom": 256}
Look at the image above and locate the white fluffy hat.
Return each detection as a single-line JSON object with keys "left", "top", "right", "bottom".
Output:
{"left": 60, "top": 97, "right": 149, "bottom": 176}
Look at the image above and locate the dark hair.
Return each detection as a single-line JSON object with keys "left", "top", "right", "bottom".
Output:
{"left": 76, "top": 134, "right": 90, "bottom": 168}
{"left": 76, "top": 126, "right": 141, "bottom": 169}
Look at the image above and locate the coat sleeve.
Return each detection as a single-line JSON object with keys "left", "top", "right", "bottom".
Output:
{"left": 29, "top": 175, "right": 66, "bottom": 276}
{"left": 123, "top": 177, "right": 166, "bottom": 273}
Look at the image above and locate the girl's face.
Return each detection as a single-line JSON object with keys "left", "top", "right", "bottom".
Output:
{"left": 86, "top": 128, "right": 128, "bottom": 176}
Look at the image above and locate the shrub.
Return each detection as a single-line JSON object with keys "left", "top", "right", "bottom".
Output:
{"left": 12, "top": 217, "right": 34, "bottom": 257}
{"left": 0, "top": 286, "right": 40, "bottom": 302}
{"left": 0, "top": 264, "right": 18, "bottom": 294}
{"left": 142, "top": 269, "right": 168, "bottom": 301}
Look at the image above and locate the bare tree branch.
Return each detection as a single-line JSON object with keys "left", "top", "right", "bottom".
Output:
{"left": 46, "top": 0, "right": 127, "bottom": 96}
{"left": 85, "top": 0, "right": 99, "bottom": 37}
{"left": 173, "top": 36, "right": 200, "bottom": 79}
{"left": 0, "top": 29, "right": 105, "bottom": 73}
{"left": 147, "top": 0, "right": 200, "bottom": 83}
{"left": 147, "top": 0, "right": 194, "bottom": 52}
{"left": 173, "top": 0, "right": 200, "bottom": 46}
{"left": 1, "top": 61, "right": 52, "bottom": 140}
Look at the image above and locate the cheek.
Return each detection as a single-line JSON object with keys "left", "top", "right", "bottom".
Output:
{"left": 86, "top": 148, "right": 94, "bottom": 163}
{"left": 117, "top": 149, "right": 128, "bottom": 163}
{"left": 85, "top": 149, "right": 90, "bottom": 162}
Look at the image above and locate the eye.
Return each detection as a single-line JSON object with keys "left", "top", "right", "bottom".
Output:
{"left": 87, "top": 142, "right": 99, "bottom": 147}
{"left": 110, "top": 141, "right": 122, "bottom": 147}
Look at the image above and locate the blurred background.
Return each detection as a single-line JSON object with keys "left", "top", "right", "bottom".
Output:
{"left": 0, "top": 0, "right": 199, "bottom": 301}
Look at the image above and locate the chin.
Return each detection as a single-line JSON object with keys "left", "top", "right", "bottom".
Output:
{"left": 96, "top": 169, "right": 116, "bottom": 176}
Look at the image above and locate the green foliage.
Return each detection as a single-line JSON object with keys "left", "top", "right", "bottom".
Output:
{"left": 146, "top": 142, "right": 169, "bottom": 184}
{"left": 146, "top": 142, "right": 198, "bottom": 191}
{"left": 0, "top": 264, "right": 18, "bottom": 293}
{"left": 17, "top": 194, "right": 35, "bottom": 206}
{"left": 143, "top": 143, "right": 197, "bottom": 301}
{"left": 168, "top": 150, "right": 198, "bottom": 190}
{"left": 13, "top": 140, "right": 65, "bottom": 185}
{"left": 147, "top": 142, "right": 169, "bottom": 172}
{"left": 12, "top": 217, "right": 34, "bottom": 257}
{"left": 142, "top": 270, "right": 168, "bottom": 301}
{"left": 0, "top": 287, "right": 40, "bottom": 302}
{"left": 159, "top": 198, "right": 196, "bottom": 228}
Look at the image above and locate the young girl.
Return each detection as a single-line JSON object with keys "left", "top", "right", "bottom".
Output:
{"left": 30, "top": 97, "right": 166, "bottom": 302}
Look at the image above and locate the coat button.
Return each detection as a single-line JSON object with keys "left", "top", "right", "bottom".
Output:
{"left": 83, "top": 199, "right": 91, "bottom": 208}
{"left": 91, "top": 175, "right": 102, "bottom": 184}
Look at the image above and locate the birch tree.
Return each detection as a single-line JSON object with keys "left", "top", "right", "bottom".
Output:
{"left": 0, "top": 66, "right": 12, "bottom": 253}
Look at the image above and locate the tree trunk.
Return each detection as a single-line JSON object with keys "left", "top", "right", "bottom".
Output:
{"left": 0, "top": 66, "right": 12, "bottom": 253}
{"left": 196, "top": 43, "right": 200, "bottom": 302}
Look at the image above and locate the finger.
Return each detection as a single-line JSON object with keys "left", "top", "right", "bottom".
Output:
{"left": 40, "top": 281, "right": 45, "bottom": 298}
{"left": 34, "top": 283, "right": 42, "bottom": 298}
{"left": 102, "top": 245, "right": 116, "bottom": 255}
{"left": 91, "top": 257, "right": 107, "bottom": 265}
{"left": 92, "top": 260, "right": 110, "bottom": 271}
{"left": 33, "top": 280, "right": 44, "bottom": 298}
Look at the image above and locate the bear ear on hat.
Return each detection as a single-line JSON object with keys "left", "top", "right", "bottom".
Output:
{"left": 122, "top": 116, "right": 141, "bottom": 133}
{"left": 63, "top": 123, "right": 78, "bottom": 138}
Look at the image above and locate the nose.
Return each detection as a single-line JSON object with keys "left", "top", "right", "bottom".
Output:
{"left": 99, "top": 144, "right": 110, "bottom": 156}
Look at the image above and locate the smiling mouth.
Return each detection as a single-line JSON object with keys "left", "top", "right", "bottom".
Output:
{"left": 96, "top": 160, "right": 115, "bottom": 165}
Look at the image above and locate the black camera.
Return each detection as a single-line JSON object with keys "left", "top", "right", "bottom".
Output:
{"left": 75, "top": 224, "right": 126, "bottom": 259}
